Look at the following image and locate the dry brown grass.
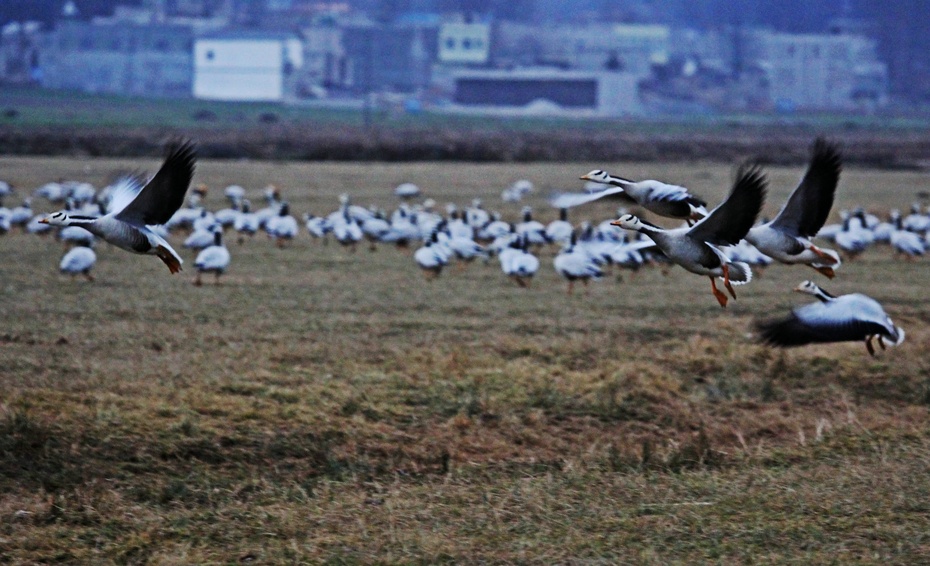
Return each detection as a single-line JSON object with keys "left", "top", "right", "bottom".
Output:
{"left": 1, "top": 156, "right": 929, "bottom": 563}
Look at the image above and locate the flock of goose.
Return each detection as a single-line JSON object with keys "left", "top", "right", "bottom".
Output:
{"left": 2, "top": 137, "right": 923, "bottom": 356}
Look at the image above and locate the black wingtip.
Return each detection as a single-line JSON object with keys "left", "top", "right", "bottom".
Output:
{"left": 164, "top": 139, "right": 197, "bottom": 172}
{"left": 753, "top": 316, "right": 804, "bottom": 348}
{"left": 811, "top": 137, "right": 842, "bottom": 173}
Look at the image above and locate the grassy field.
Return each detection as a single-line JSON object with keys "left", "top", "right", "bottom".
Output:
{"left": 1, "top": 155, "right": 930, "bottom": 563}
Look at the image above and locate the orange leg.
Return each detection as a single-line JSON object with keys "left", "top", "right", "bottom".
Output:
{"left": 156, "top": 246, "right": 182, "bottom": 274}
{"left": 722, "top": 264, "right": 737, "bottom": 299}
{"left": 812, "top": 265, "right": 836, "bottom": 279}
{"left": 808, "top": 244, "right": 837, "bottom": 263}
{"left": 710, "top": 277, "right": 728, "bottom": 308}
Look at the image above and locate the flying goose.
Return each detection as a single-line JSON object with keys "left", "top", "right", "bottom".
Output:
{"left": 551, "top": 170, "right": 708, "bottom": 222}
{"left": 744, "top": 138, "right": 842, "bottom": 278}
{"left": 194, "top": 230, "right": 231, "bottom": 286}
{"left": 755, "top": 280, "right": 905, "bottom": 356}
{"left": 40, "top": 141, "right": 196, "bottom": 273}
{"left": 610, "top": 164, "right": 767, "bottom": 307}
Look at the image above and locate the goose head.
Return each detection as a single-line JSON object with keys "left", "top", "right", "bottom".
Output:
{"left": 794, "top": 280, "right": 836, "bottom": 301}
{"left": 39, "top": 211, "right": 92, "bottom": 226}
{"left": 610, "top": 214, "right": 644, "bottom": 231}
{"left": 580, "top": 169, "right": 609, "bottom": 183}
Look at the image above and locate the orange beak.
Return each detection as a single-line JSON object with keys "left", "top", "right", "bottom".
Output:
{"left": 39, "top": 217, "right": 49, "bottom": 224}
{"left": 610, "top": 220, "right": 623, "bottom": 227}
{"left": 580, "top": 175, "right": 592, "bottom": 181}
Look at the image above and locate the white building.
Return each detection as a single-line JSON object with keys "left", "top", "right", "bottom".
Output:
{"left": 193, "top": 31, "right": 303, "bottom": 101}
{"left": 438, "top": 22, "right": 490, "bottom": 65}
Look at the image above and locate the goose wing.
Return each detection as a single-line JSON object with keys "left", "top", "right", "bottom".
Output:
{"left": 115, "top": 141, "right": 196, "bottom": 226}
{"left": 105, "top": 174, "right": 147, "bottom": 216}
{"left": 756, "top": 294, "right": 895, "bottom": 346}
{"left": 770, "top": 138, "right": 842, "bottom": 237}
{"left": 687, "top": 163, "right": 766, "bottom": 246}
{"left": 549, "top": 187, "right": 634, "bottom": 209}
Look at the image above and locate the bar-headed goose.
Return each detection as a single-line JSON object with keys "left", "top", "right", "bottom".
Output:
{"left": 756, "top": 280, "right": 905, "bottom": 356}
{"left": 59, "top": 245, "right": 97, "bottom": 281}
{"left": 553, "top": 231, "right": 604, "bottom": 295}
{"left": 194, "top": 230, "right": 231, "bottom": 286}
{"left": 745, "top": 138, "right": 842, "bottom": 278}
{"left": 39, "top": 141, "right": 196, "bottom": 273}
{"left": 551, "top": 170, "right": 708, "bottom": 222}
{"left": 610, "top": 164, "right": 767, "bottom": 307}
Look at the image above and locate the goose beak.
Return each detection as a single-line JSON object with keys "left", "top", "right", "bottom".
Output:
{"left": 579, "top": 175, "right": 592, "bottom": 181}
{"left": 792, "top": 284, "right": 806, "bottom": 292}
{"left": 38, "top": 217, "right": 49, "bottom": 224}
{"left": 609, "top": 220, "right": 623, "bottom": 227}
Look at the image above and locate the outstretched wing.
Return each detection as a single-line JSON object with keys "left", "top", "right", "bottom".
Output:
{"left": 687, "top": 163, "right": 767, "bottom": 246}
{"left": 755, "top": 311, "right": 887, "bottom": 347}
{"left": 115, "top": 140, "right": 196, "bottom": 226}
{"left": 549, "top": 187, "right": 635, "bottom": 209}
{"left": 105, "top": 174, "right": 147, "bottom": 215}
{"left": 770, "top": 138, "right": 842, "bottom": 237}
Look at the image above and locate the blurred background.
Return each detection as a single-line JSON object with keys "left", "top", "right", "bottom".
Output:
{"left": 1, "top": 1, "right": 928, "bottom": 161}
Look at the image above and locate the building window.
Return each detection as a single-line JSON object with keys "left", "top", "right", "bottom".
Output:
{"left": 155, "top": 39, "right": 169, "bottom": 52}
{"left": 445, "top": 38, "right": 455, "bottom": 50}
{"left": 206, "top": 50, "right": 215, "bottom": 61}
{"left": 462, "top": 38, "right": 471, "bottom": 50}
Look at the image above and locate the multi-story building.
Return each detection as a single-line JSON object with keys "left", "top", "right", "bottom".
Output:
{"left": 39, "top": 19, "right": 194, "bottom": 97}
{"left": 748, "top": 30, "right": 888, "bottom": 110}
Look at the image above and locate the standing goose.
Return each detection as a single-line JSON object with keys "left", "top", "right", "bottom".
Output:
{"left": 59, "top": 245, "right": 97, "bottom": 282}
{"left": 744, "top": 138, "right": 842, "bottom": 278}
{"left": 193, "top": 230, "right": 231, "bottom": 286}
{"left": 553, "top": 231, "right": 604, "bottom": 295}
{"left": 551, "top": 170, "right": 708, "bottom": 222}
{"left": 755, "top": 280, "right": 905, "bottom": 356}
{"left": 610, "top": 164, "right": 767, "bottom": 307}
{"left": 39, "top": 141, "right": 196, "bottom": 273}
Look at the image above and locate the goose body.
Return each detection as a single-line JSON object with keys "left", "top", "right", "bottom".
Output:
{"left": 40, "top": 141, "right": 196, "bottom": 273}
{"left": 59, "top": 245, "right": 97, "bottom": 281}
{"left": 551, "top": 170, "right": 708, "bottom": 221}
{"left": 553, "top": 232, "right": 604, "bottom": 294}
{"left": 267, "top": 203, "right": 299, "bottom": 246}
{"left": 744, "top": 138, "right": 843, "bottom": 278}
{"left": 500, "top": 237, "right": 539, "bottom": 287}
{"left": 545, "top": 208, "right": 574, "bottom": 244}
{"left": 756, "top": 280, "right": 905, "bottom": 356}
{"left": 414, "top": 232, "right": 449, "bottom": 278}
{"left": 194, "top": 230, "right": 231, "bottom": 285}
{"left": 610, "top": 164, "right": 766, "bottom": 307}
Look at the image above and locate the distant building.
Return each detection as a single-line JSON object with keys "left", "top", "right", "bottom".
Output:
{"left": 748, "top": 30, "right": 888, "bottom": 110}
{"left": 0, "top": 22, "right": 42, "bottom": 85}
{"left": 450, "top": 68, "right": 642, "bottom": 117}
{"left": 342, "top": 22, "right": 437, "bottom": 94}
{"left": 193, "top": 31, "right": 303, "bottom": 101}
{"left": 438, "top": 22, "right": 490, "bottom": 66}
{"left": 495, "top": 22, "right": 669, "bottom": 77}
{"left": 297, "top": 22, "right": 348, "bottom": 95}
{"left": 39, "top": 20, "right": 193, "bottom": 97}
